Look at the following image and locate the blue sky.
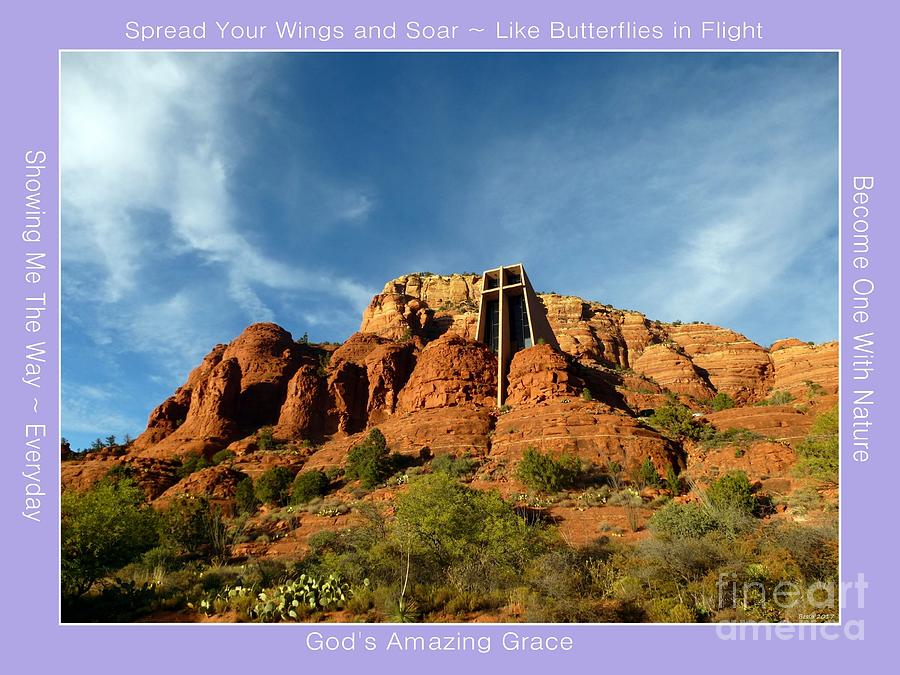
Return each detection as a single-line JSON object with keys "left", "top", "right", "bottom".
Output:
{"left": 61, "top": 52, "right": 838, "bottom": 449}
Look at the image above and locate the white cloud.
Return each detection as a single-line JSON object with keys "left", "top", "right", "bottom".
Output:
{"left": 62, "top": 52, "right": 375, "bottom": 373}
{"left": 61, "top": 383, "right": 143, "bottom": 438}
{"left": 460, "top": 61, "right": 837, "bottom": 343}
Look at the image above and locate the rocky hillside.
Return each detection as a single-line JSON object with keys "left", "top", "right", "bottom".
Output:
{"left": 63, "top": 272, "right": 838, "bottom": 541}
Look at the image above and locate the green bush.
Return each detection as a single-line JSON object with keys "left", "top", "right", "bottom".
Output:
{"left": 701, "top": 427, "right": 764, "bottom": 449}
{"left": 292, "top": 470, "right": 331, "bottom": 504}
{"left": 804, "top": 380, "right": 827, "bottom": 397}
{"left": 648, "top": 502, "right": 719, "bottom": 539}
{"left": 630, "top": 457, "right": 662, "bottom": 489}
{"left": 61, "top": 479, "right": 159, "bottom": 598}
{"left": 158, "top": 495, "right": 219, "bottom": 556}
{"left": 756, "top": 390, "right": 795, "bottom": 406}
{"left": 706, "top": 471, "right": 756, "bottom": 515}
{"left": 176, "top": 451, "right": 209, "bottom": 478}
{"left": 794, "top": 405, "right": 838, "bottom": 484}
{"left": 647, "top": 400, "right": 710, "bottom": 441}
{"left": 708, "top": 393, "right": 735, "bottom": 411}
{"left": 649, "top": 472, "right": 756, "bottom": 540}
{"left": 254, "top": 466, "right": 295, "bottom": 506}
{"left": 257, "top": 426, "right": 282, "bottom": 452}
{"left": 516, "top": 447, "right": 581, "bottom": 493}
{"left": 430, "top": 454, "right": 479, "bottom": 479}
{"left": 234, "top": 477, "right": 259, "bottom": 514}
{"left": 102, "top": 463, "right": 135, "bottom": 484}
{"left": 770, "top": 390, "right": 795, "bottom": 405}
{"left": 666, "top": 466, "right": 682, "bottom": 496}
{"left": 581, "top": 388, "right": 594, "bottom": 402}
{"left": 345, "top": 428, "right": 391, "bottom": 489}
{"left": 211, "top": 449, "right": 235, "bottom": 465}
{"left": 140, "top": 545, "right": 177, "bottom": 572}
{"left": 395, "top": 473, "right": 539, "bottom": 591}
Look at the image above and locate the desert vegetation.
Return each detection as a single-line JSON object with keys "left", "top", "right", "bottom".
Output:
{"left": 60, "top": 282, "right": 840, "bottom": 624}
{"left": 62, "top": 417, "right": 838, "bottom": 623}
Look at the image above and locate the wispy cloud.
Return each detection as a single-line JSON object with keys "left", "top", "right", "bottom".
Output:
{"left": 61, "top": 383, "right": 143, "bottom": 439}
{"left": 460, "top": 57, "right": 837, "bottom": 342}
{"left": 62, "top": 53, "right": 374, "bottom": 373}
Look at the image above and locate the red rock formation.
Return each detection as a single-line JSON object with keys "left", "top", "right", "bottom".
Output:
{"left": 363, "top": 341, "right": 417, "bottom": 420}
{"left": 91, "top": 272, "right": 837, "bottom": 518}
{"left": 61, "top": 455, "right": 181, "bottom": 499}
{"left": 666, "top": 324, "right": 772, "bottom": 402}
{"left": 301, "top": 405, "right": 494, "bottom": 470}
{"left": 133, "top": 344, "right": 226, "bottom": 449}
{"left": 631, "top": 343, "right": 716, "bottom": 401}
{"left": 770, "top": 341, "right": 838, "bottom": 398}
{"left": 505, "top": 344, "right": 584, "bottom": 405}
{"left": 221, "top": 323, "right": 300, "bottom": 427}
{"left": 154, "top": 465, "right": 251, "bottom": 506}
{"left": 360, "top": 273, "right": 481, "bottom": 340}
{"left": 686, "top": 440, "right": 796, "bottom": 484}
{"left": 328, "top": 333, "right": 419, "bottom": 418}
{"left": 138, "top": 357, "right": 242, "bottom": 458}
{"left": 538, "top": 295, "right": 662, "bottom": 367}
{"left": 274, "top": 363, "right": 327, "bottom": 439}
{"left": 397, "top": 334, "right": 496, "bottom": 411}
{"left": 492, "top": 400, "right": 682, "bottom": 475}
{"left": 330, "top": 332, "right": 391, "bottom": 367}
{"left": 704, "top": 405, "right": 813, "bottom": 445}
{"left": 328, "top": 360, "right": 370, "bottom": 434}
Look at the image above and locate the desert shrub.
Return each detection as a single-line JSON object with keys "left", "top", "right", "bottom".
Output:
{"left": 756, "top": 390, "right": 795, "bottom": 406}
{"left": 317, "top": 353, "right": 331, "bottom": 377}
{"left": 766, "top": 521, "right": 838, "bottom": 583}
{"left": 649, "top": 473, "right": 755, "bottom": 540}
{"left": 176, "top": 451, "right": 209, "bottom": 478}
{"left": 708, "top": 392, "right": 735, "bottom": 411}
{"left": 395, "top": 473, "right": 540, "bottom": 592}
{"left": 630, "top": 457, "right": 662, "bottom": 489}
{"left": 605, "top": 460, "right": 624, "bottom": 489}
{"left": 804, "top": 380, "right": 826, "bottom": 397}
{"left": 770, "top": 390, "right": 794, "bottom": 405}
{"left": 102, "top": 463, "right": 135, "bottom": 484}
{"left": 581, "top": 387, "right": 594, "bottom": 402}
{"left": 62, "top": 479, "right": 159, "bottom": 598}
{"left": 158, "top": 495, "right": 217, "bottom": 556}
{"left": 639, "top": 537, "right": 725, "bottom": 587}
{"left": 140, "top": 545, "right": 177, "bottom": 572}
{"left": 701, "top": 427, "right": 764, "bottom": 449}
{"left": 786, "top": 487, "right": 821, "bottom": 515}
{"left": 234, "top": 476, "right": 259, "bottom": 514}
{"left": 706, "top": 471, "right": 756, "bottom": 516}
{"left": 517, "top": 447, "right": 581, "bottom": 493}
{"left": 608, "top": 488, "right": 641, "bottom": 507}
{"left": 257, "top": 426, "right": 282, "bottom": 452}
{"left": 292, "top": 470, "right": 331, "bottom": 504}
{"left": 666, "top": 466, "right": 682, "bottom": 496}
{"left": 211, "top": 449, "right": 235, "bottom": 465}
{"left": 254, "top": 466, "right": 295, "bottom": 506}
{"left": 345, "top": 428, "right": 391, "bottom": 489}
{"left": 648, "top": 502, "right": 719, "bottom": 539}
{"left": 647, "top": 400, "right": 710, "bottom": 441}
{"left": 794, "top": 405, "right": 838, "bottom": 484}
{"left": 430, "top": 453, "right": 479, "bottom": 479}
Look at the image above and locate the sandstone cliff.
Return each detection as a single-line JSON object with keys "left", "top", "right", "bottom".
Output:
{"left": 65, "top": 271, "right": 838, "bottom": 506}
